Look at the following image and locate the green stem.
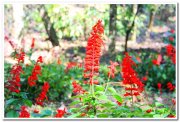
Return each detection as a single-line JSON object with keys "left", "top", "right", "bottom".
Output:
{"left": 104, "top": 77, "right": 110, "bottom": 94}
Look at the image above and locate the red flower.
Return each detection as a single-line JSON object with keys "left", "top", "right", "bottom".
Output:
{"left": 72, "top": 81, "right": 86, "bottom": 95}
{"left": 142, "top": 76, "right": 148, "bottom": 81}
{"left": 157, "top": 83, "right": 162, "bottom": 94}
{"left": 116, "top": 101, "right": 122, "bottom": 106}
{"left": 166, "top": 44, "right": 176, "bottom": 64}
{"left": 152, "top": 54, "right": 162, "bottom": 66}
{"left": 169, "top": 37, "right": 174, "bottom": 42}
{"left": 80, "top": 113, "right": 86, "bottom": 117}
{"left": 5, "top": 50, "right": 25, "bottom": 93}
{"left": 172, "top": 98, "right": 176, "bottom": 105}
{"left": 170, "top": 29, "right": 175, "bottom": 34}
{"left": 122, "top": 53, "right": 144, "bottom": 97}
{"left": 167, "top": 82, "right": 175, "bottom": 91}
{"left": 28, "top": 56, "right": 43, "bottom": 87}
{"left": 31, "top": 38, "right": 35, "bottom": 49}
{"left": 167, "top": 114, "right": 176, "bottom": 118}
{"left": 65, "top": 62, "right": 81, "bottom": 72}
{"left": 33, "top": 109, "right": 39, "bottom": 113}
{"left": 35, "top": 82, "right": 50, "bottom": 106}
{"left": 84, "top": 20, "right": 104, "bottom": 84}
{"left": 108, "top": 61, "right": 119, "bottom": 78}
{"left": 57, "top": 58, "right": 61, "bottom": 65}
{"left": 19, "top": 106, "right": 30, "bottom": 118}
{"left": 146, "top": 109, "right": 152, "bottom": 113}
{"left": 55, "top": 108, "right": 66, "bottom": 118}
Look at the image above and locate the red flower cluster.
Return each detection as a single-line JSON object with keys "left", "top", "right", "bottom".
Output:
{"left": 35, "top": 82, "right": 50, "bottom": 106}
{"left": 146, "top": 109, "right": 152, "bottom": 113}
{"left": 33, "top": 109, "right": 39, "bottom": 113}
{"left": 72, "top": 81, "right": 86, "bottom": 95}
{"left": 167, "top": 114, "right": 176, "bottom": 118}
{"left": 152, "top": 54, "right": 162, "bottom": 66}
{"left": 122, "top": 53, "right": 144, "bottom": 97}
{"left": 31, "top": 38, "right": 35, "bottom": 49}
{"left": 5, "top": 50, "right": 25, "bottom": 93}
{"left": 167, "top": 82, "right": 175, "bottom": 91}
{"left": 108, "top": 61, "right": 119, "bottom": 78}
{"left": 28, "top": 56, "right": 43, "bottom": 87}
{"left": 54, "top": 108, "right": 66, "bottom": 118}
{"left": 84, "top": 20, "right": 104, "bottom": 84}
{"left": 19, "top": 106, "right": 30, "bottom": 118}
{"left": 83, "top": 80, "right": 99, "bottom": 85}
{"left": 65, "top": 62, "right": 82, "bottom": 73}
{"left": 166, "top": 44, "right": 176, "bottom": 64}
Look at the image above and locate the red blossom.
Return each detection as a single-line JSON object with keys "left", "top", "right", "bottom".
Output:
{"left": 169, "top": 37, "right": 174, "bottom": 41}
{"left": 84, "top": 20, "right": 104, "bottom": 85}
{"left": 72, "top": 81, "right": 86, "bottom": 95}
{"left": 116, "top": 101, "right": 122, "bottom": 106}
{"left": 122, "top": 53, "right": 144, "bottom": 97}
{"left": 167, "top": 82, "right": 175, "bottom": 91}
{"left": 33, "top": 109, "right": 39, "bottom": 113}
{"left": 28, "top": 56, "right": 43, "bottom": 87}
{"left": 152, "top": 54, "right": 162, "bottom": 66}
{"left": 19, "top": 106, "right": 30, "bottom": 118}
{"left": 142, "top": 76, "right": 148, "bottom": 81}
{"left": 35, "top": 82, "right": 50, "bottom": 106}
{"left": 107, "top": 61, "right": 119, "bottom": 78}
{"left": 146, "top": 109, "right": 152, "bottom": 113}
{"left": 55, "top": 108, "right": 66, "bottom": 118}
{"left": 5, "top": 50, "right": 25, "bottom": 93}
{"left": 172, "top": 98, "right": 176, "bottom": 105}
{"left": 167, "top": 114, "right": 176, "bottom": 118}
{"left": 157, "top": 83, "right": 162, "bottom": 94}
{"left": 65, "top": 62, "right": 82, "bottom": 72}
{"left": 31, "top": 38, "right": 35, "bottom": 49}
{"left": 80, "top": 113, "right": 86, "bottom": 117}
{"left": 166, "top": 44, "right": 176, "bottom": 64}
{"left": 170, "top": 29, "right": 175, "bottom": 34}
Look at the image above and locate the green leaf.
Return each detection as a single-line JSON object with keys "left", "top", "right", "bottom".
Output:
{"left": 67, "top": 113, "right": 81, "bottom": 118}
{"left": 153, "top": 114, "right": 162, "bottom": 118}
{"left": 95, "top": 85, "right": 104, "bottom": 91}
{"left": 98, "top": 95, "right": 108, "bottom": 101}
{"left": 31, "top": 113, "right": 42, "bottom": 118}
{"left": 6, "top": 99, "right": 17, "bottom": 106}
{"left": 69, "top": 100, "right": 80, "bottom": 106}
{"left": 113, "top": 94, "right": 122, "bottom": 103}
{"left": 155, "top": 102, "right": 163, "bottom": 107}
{"left": 41, "top": 109, "right": 52, "bottom": 117}
{"left": 97, "top": 113, "right": 108, "bottom": 117}
{"left": 108, "top": 87, "right": 117, "bottom": 94}
{"left": 6, "top": 110, "right": 18, "bottom": 117}
{"left": 23, "top": 99, "right": 32, "bottom": 107}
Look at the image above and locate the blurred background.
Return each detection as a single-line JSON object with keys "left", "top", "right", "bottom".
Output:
{"left": 4, "top": 4, "right": 176, "bottom": 64}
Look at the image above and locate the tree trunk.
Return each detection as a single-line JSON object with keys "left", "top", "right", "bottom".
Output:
{"left": 12, "top": 4, "right": 24, "bottom": 46}
{"left": 130, "top": 5, "right": 138, "bottom": 42}
{"left": 108, "top": 4, "right": 117, "bottom": 54}
{"left": 124, "top": 5, "right": 140, "bottom": 52}
{"left": 38, "top": 5, "right": 59, "bottom": 47}
{"left": 148, "top": 10, "right": 156, "bottom": 31}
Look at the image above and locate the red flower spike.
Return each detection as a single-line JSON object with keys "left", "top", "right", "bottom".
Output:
{"left": 35, "top": 82, "right": 50, "bottom": 106}
{"left": 28, "top": 56, "right": 43, "bottom": 87}
{"left": 31, "top": 38, "right": 35, "bottom": 49}
{"left": 72, "top": 81, "right": 86, "bottom": 95}
{"left": 122, "top": 53, "right": 144, "bottom": 97}
{"left": 166, "top": 44, "right": 176, "bottom": 64}
{"left": 5, "top": 50, "right": 25, "bottom": 93}
{"left": 19, "top": 106, "right": 30, "bottom": 118}
{"left": 54, "top": 108, "right": 66, "bottom": 118}
{"left": 108, "top": 61, "right": 119, "bottom": 78}
{"left": 84, "top": 20, "right": 104, "bottom": 83}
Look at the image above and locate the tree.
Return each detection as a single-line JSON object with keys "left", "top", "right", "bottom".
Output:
{"left": 38, "top": 5, "right": 59, "bottom": 47}
{"left": 108, "top": 4, "right": 117, "bottom": 55}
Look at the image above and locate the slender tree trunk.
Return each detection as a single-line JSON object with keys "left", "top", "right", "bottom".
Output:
{"left": 108, "top": 4, "right": 117, "bottom": 54}
{"left": 130, "top": 5, "right": 138, "bottom": 42}
{"left": 38, "top": 5, "right": 59, "bottom": 47}
{"left": 124, "top": 5, "right": 140, "bottom": 52}
{"left": 148, "top": 10, "right": 156, "bottom": 31}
